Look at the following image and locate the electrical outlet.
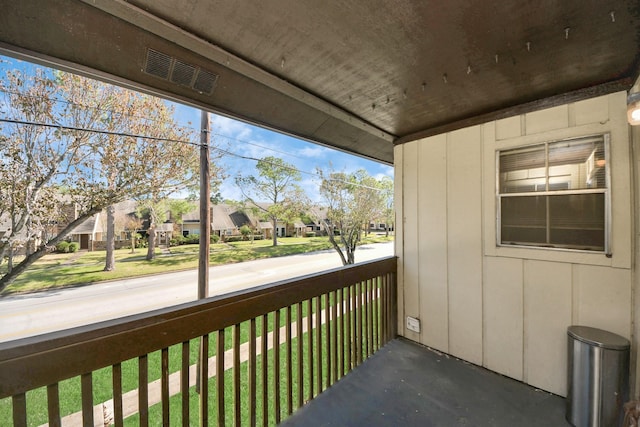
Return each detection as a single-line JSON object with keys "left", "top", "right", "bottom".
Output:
{"left": 406, "top": 316, "right": 420, "bottom": 333}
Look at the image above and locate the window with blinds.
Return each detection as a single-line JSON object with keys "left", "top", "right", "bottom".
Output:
{"left": 497, "top": 134, "right": 609, "bottom": 252}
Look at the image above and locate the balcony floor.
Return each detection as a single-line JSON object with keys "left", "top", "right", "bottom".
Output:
{"left": 282, "top": 338, "right": 570, "bottom": 427}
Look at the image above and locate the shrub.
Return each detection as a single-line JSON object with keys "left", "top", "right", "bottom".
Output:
{"left": 211, "top": 235, "right": 220, "bottom": 244}
{"left": 56, "top": 241, "right": 70, "bottom": 253}
{"left": 170, "top": 235, "right": 186, "bottom": 247}
{"left": 186, "top": 234, "right": 200, "bottom": 244}
{"left": 224, "top": 235, "right": 244, "bottom": 242}
{"left": 68, "top": 242, "right": 80, "bottom": 253}
{"left": 305, "top": 232, "right": 316, "bottom": 238}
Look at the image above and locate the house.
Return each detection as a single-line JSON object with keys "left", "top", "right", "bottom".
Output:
{"left": 2, "top": 2, "right": 640, "bottom": 426}
{"left": 66, "top": 200, "right": 172, "bottom": 250}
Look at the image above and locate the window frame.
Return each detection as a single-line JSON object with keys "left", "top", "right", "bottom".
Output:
{"left": 496, "top": 133, "right": 611, "bottom": 254}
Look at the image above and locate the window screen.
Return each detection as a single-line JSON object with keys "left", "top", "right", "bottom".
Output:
{"left": 497, "top": 135, "right": 609, "bottom": 252}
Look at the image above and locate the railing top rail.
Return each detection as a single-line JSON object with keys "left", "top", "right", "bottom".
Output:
{"left": 0, "top": 256, "right": 396, "bottom": 398}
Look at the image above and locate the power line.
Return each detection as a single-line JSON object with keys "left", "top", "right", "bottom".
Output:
{"left": 0, "top": 117, "right": 385, "bottom": 192}
{"left": 0, "top": 87, "right": 312, "bottom": 162}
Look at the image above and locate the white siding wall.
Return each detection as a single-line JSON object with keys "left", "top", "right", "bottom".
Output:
{"left": 395, "top": 91, "right": 634, "bottom": 397}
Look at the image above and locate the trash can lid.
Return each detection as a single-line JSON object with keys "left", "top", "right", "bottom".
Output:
{"left": 567, "top": 326, "right": 630, "bottom": 350}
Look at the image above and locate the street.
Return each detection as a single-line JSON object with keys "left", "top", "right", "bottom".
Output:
{"left": 0, "top": 242, "right": 393, "bottom": 342}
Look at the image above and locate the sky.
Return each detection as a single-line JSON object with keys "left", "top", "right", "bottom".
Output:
{"left": 0, "top": 54, "right": 394, "bottom": 202}
{"left": 174, "top": 106, "right": 394, "bottom": 201}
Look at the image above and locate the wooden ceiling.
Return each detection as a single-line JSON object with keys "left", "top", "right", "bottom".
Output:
{"left": 1, "top": 0, "right": 639, "bottom": 165}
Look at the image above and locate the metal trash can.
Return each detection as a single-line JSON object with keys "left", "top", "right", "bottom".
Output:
{"left": 566, "top": 326, "right": 630, "bottom": 427}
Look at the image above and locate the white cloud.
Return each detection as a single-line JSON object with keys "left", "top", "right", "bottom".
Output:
{"left": 297, "top": 145, "right": 330, "bottom": 159}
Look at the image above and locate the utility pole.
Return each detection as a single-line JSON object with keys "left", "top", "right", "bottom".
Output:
{"left": 198, "top": 110, "right": 210, "bottom": 299}
{"left": 197, "top": 110, "right": 211, "bottom": 398}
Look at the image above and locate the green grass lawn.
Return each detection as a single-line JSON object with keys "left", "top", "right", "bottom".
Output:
{"left": 1, "top": 235, "right": 393, "bottom": 295}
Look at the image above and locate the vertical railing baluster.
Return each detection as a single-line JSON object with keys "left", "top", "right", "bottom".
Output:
{"left": 161, "top": 348, "right": 170, "bottom": 426}
{"left": 200, "top": 335, "right": 209, "bottom": 427}
{"left": 355, "top": 281, "right": 362, "bottom": 366}
{"left": 274, "top": 309, "right": 281, "bottom": 424}
{"left": 296, "top": 302, "right": 303, "bottom": 409}
{"left": 112, "top": 363, "right": 123, "bottom": 427}
{"left": 234, "top": 323, "right": 241, "bottom": 427}
{"left": 388, "top": 273, "right": 398, "bottom": 339}
{"left": 217, "top": 329, "right": 225, "bottom": 427}
{"left": 12, "top": 393, "right": 27, "bottom": 427}
{"left": 249, "top": 318, "right": 257, "bottom": 427}
{"left": 373, "top": 277, "right": 378, "bottom": 351}
{"left": 181, "top": 341, "right": 190, "bottom": 427}
{"left": 345, "top": 285, "right": 352, "bottom": 373}
{"left": 286, "top": 306, "right": 293, "bottom": 415}
{"left": 331, "top": 290, "right": 338, "bottom": 384}
{"left": 315, "top": 296, "right": 322, "bottom": 395}
{"left": 47, "top": 383, "right": 61, "bottom": 427}
{"left": 381, "top": 274, "right": 387, "bottom": 345}
{"left": 338, "top": 288, "right": 345, "bottom": 379}
{"left": 81, "top": 372, "right": 93, "bottom": 427}
{"left": 363, "top": 280, "right": 369, "bottom": 358}
{"left": 376, "top": 277, "right": 381, "bottom": 349}
{"left": 139, "top": 355, "right": 149, "bottom": 427}
{"left": 261, "top": 315, "right": 268, "bottom": 427}
{"left": 306, "top": 298, "right": 314, "bottom": 402}
{"left": 324, "top": 292, "right": 331, "bottom": 389}
{"left": 367, "top": 279, "right": 374, "bottom": 357}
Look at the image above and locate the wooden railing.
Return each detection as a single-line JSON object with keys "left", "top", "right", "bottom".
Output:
{"left": 0, "top": 257, "right": 397, "bottom": 426}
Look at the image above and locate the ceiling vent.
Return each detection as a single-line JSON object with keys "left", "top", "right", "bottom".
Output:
{"left": 144, "top": 48, "right": 218, "bottom": 95}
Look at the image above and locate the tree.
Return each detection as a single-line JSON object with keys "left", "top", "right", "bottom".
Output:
{"left": 316, "top": 168, "right": 383, "bottom": 265}
{"left": 138, "top": 199, "right": 196, "bottom": 260}
{"left": 235, "top": 156, "right": 308, "bottom": 246}
{"left": 379, "top": 175, "right": 394, "bottom": 237}
{"left": 0, "top": 65, "right": 201, "bottom": 291}
{"left": 123, "top": 215, "right": 144, "bottom": 253}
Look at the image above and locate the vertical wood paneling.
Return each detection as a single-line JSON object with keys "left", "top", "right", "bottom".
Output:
{"left": 483, "top": 257, "right": 523, "bottom": 380}
{"left": 401, "top": 142, "right": 420, "bottom": 342}
{"left": 112, "top": 363, "right": 123, "bottom": 427}
{"left": 138, "top": 355, "right": 149, "bottom": 427}
{"left": 447, "top": 126, "right": 483, "bottom": 365}
{"left": 417, "top": 135, "right": 449, "bottom": 351}
{"left": 394, "top": 144, "right": 405, "bottom": 335}
{"left": 524, "top": 261, "right": 572, "bottom": 396}
{"left": 575, "top": 265, "right": 631, "bottom": 339}
{"left": 47, "top": 383, "right": 61, "bottom": 427}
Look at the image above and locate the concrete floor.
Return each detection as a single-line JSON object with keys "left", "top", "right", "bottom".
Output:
{"left": 281, "top": 338, "right": 571, "bottom": 427}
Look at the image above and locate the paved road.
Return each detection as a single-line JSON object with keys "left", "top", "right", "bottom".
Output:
{"left": 0, "top": 242, "right": 393, "bottom": 343}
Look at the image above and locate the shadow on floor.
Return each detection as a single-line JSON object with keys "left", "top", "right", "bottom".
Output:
{"left": 282, "top": 338, "right": 570, "bottom": 427}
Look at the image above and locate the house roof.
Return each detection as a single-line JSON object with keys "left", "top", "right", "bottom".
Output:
{"left": 70, "top": 215, "right": 99, "bottom": 235}
{"left": 2, "top": 1, "right": 639, "bottom": 165}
